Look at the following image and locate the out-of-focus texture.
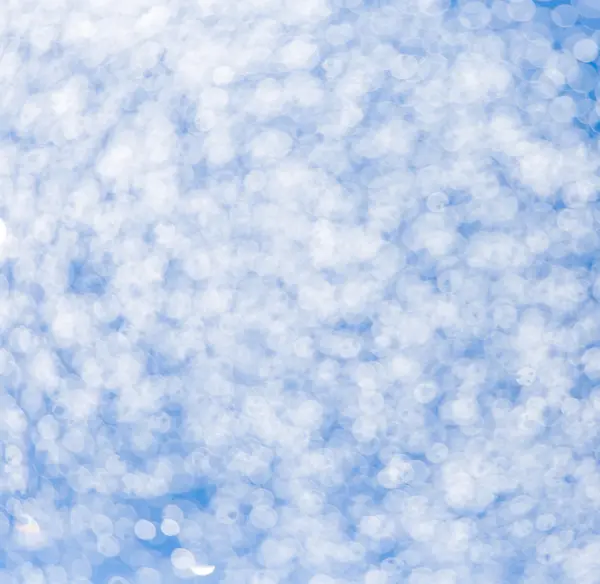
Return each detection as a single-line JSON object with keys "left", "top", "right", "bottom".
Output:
{"left": 1, "top": 0, "right": 600, "bottom": 583}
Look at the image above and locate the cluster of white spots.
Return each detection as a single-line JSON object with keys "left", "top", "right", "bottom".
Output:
{"left": 1, "top": 0, "right": 600, "bottom": 581}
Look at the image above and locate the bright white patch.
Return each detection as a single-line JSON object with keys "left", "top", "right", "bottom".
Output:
{"left": 14, "top": 513, "right": 47, "bottom": 549}
{"left": 15, "top": 514, "right": 40, "bottom": 534}
{"left": 171, "top": 548, "right": 196, "bottom": 570}
{"left": 161, "top": 518, "right": 180, "bottom": 536}
{"left": 190, "top": 564, "right": 216, "bottom": 577}
{"left": 573, "top": 38, "right": 598, "bottom": 63}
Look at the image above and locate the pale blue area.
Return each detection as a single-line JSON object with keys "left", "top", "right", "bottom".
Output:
{"left": 0, "top": 0, "right": 599, "bottom": 583}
